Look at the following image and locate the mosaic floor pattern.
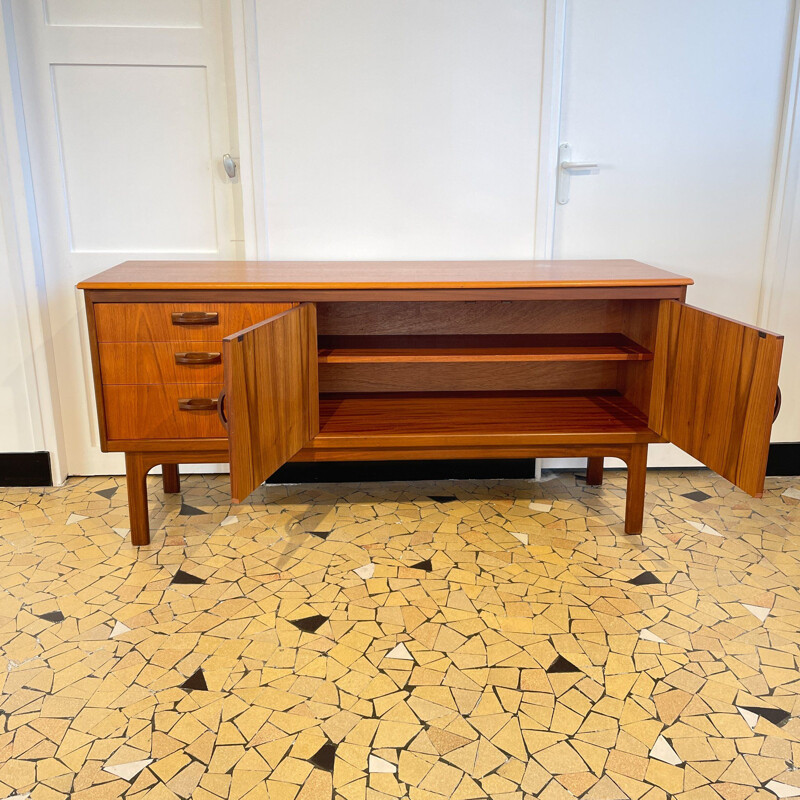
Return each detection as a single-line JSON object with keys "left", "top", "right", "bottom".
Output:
{"left": 1, "top": 468, "right": 800, "bottom": 800}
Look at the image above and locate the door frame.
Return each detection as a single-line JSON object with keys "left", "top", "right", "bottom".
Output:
{"left": 0, "top": 4, "right": 65, "bottom": 481}
{"left": 533, "top": 0, "right": 567, "bottom": 259}
{"left": 227, "top": 0, "right": 268, "bottom": 260}
{"left": 759, "top": 0, "right": 800, "bottom": 332}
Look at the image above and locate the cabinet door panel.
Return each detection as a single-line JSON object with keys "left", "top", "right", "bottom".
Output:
{"left": 651, "top": 300, "right": 782, "bottom": 495}
{"left": 223, "top": 304, "right": 319, "bottom": 502}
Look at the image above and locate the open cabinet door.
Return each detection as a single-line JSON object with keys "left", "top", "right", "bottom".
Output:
{"left": 223, "top": 304, "right": 319, "bottom": 502}
{"left": 650, "top": 300, "right": 783, "bottom": 496}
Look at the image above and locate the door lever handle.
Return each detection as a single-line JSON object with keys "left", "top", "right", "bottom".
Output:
{"left": 557, "top": 143, "right": 598, "bottom": 204}
{"left": 560, "top": 161, "right": 599, "bottom": 171}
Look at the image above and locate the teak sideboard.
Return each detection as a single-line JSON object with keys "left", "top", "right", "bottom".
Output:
{"left": 78, "top": 260, "right": 783, "bottom": 546}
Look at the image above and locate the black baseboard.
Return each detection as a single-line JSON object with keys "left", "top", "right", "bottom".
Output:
{"left": 267, "top": 443, "right": 800, "bottom": 484}
{"left": 0, "top": 451, "right": 52, "bottom": 487}
{"left": 268, "top": 458, "right": 539, "bottom": 484}
{"left": 766, "top": 443, "right": 800, "bottom": 476}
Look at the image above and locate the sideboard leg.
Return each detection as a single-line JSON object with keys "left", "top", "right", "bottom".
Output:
{"left": 624, "top": 444, "right": 648, "bottom": 534}
{"left": 125, "top": 453, "right": 151, "bottom": 546}
{"left": 162, "top": 463, "right": 180, "bottom": 494}
{"left": 586, "top": 457, "right": 604, "bottom": 486}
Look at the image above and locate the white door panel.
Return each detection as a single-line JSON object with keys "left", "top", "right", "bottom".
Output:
{"left": 12, "top": 0, "right": 240, "bottom": 476}
{"left": 44, "top": 0, "right": 204, "bottom": 28}
{"left": 253, "top": 0, "right": 548, "bottom": 260}
{"left": 548, "top": 0, "right": 793, "bottom": 468}
{"left": 53, "top": 64, "right": 219, "bottom": 253}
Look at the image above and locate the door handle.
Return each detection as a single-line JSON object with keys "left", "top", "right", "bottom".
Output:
{"left": 561, "top": 161, "right": 599, "bottom": 171}
{"left": 222, "top": 154, "right": 237, "bottom": 179}
{"left": 557, "top": 143, "right": 599, "bottom": 205}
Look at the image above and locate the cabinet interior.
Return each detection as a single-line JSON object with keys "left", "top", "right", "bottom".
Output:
{"left": 312, "top": 299, "right": 660, "bottom": 441}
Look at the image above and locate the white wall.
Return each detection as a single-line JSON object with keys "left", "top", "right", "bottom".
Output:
{"left": 253, "top": 0, "right": 548, "bottom": 260}
{"left": 3, "top": 1, "right": 799, "bottom": 478}
{"left": 247, "top": 0, "right": 799, "bottom": 460}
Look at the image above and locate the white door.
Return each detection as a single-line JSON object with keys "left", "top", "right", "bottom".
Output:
{"left": 11, "top": 0, "right": 242, "bottom": 477}
{"left": 552, "top": 0, "right": 793, "bottom": 466}
{"left": 247, "top": 0, "right": 556, "bottom": 261}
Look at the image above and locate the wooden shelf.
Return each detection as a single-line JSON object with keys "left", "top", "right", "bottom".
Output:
{"left": 312, "top": 391, "right": 659, "bottom": 447}
{"left": 317, "top": 333, "right": 652, "bottom": 363}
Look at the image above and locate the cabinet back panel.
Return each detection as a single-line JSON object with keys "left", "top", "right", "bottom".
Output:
{"left": 319, "top": 361, "right": 618, "bottom": 393}
{"left": 316, "top": 300, "right": 624, "bottom": 335}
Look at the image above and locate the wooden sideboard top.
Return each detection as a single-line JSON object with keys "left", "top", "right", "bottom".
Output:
{"left": 78, "top": 259, "right": 693, "bottom": 291}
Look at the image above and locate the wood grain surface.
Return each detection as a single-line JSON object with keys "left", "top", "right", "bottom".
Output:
{"left": 104, "top": 384, "right": 226, "bottom": 440}
{"left": 310, "top": 391, "right": 658, "bottom": 448}
{"left": 317, "top": 333, "right": 653, "bottom": 363}
{"left": 94, "top": 302, "right": 294, "bottom": 342}
{"left": 224, "top": 304, "right": 319, "bottom": 502}
{"left": 292, "top": 442, "right": 640, "bottom": 462}
{"left": 650, "top": 300, "right": 783, "bottom": 495}
{"left": 78, "top": 259, "right": 693, "bottom": 290}
{"left": 317, "top": 300, "right": 628, "bottom": 336}
{"left": 99, "top": 342, "right": 224, "bottom": 384}
{"left": 318, "top": 361, "right": 620, "bottom": 394}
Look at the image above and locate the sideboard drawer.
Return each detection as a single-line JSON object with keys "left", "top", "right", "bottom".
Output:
{"left": 99, "top": 342, "right": 224, "bottom": 384}
{"left": 95, "top": 302, "right": 294, "bottom": 342}
{"left": 104, "top": 384, "right": 226, "bottom": 440}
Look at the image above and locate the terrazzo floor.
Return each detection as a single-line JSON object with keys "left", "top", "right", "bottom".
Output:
{"left": 1, "top": 468, "right": 800, "bottom": 800}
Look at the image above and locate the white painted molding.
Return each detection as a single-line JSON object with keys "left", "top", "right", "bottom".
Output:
{"left": 533, "top": 0, "right": 566, "bottom": 259}
{"left": 228, "top": 0, "right": 268, "bottom": 259}
{"left": 0, "top": 2, "right": 66, "bottom": 481}
{"left": 759, "top": 0, "right": 800, "bottom": 330}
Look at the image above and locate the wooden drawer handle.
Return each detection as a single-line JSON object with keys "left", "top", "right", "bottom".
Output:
{"left": 774, "top": 386, "right": 782, "bottom": 423}
{"left": 178, "top": 397, "right": 219, "bottom": 412}
{"left": 174, "top": 351, "right": 221, "bottom": 365}
{"left": 171, "top": 311, "right": 219, "bottom": 326}
{"left": 217, "top": 389, "right": 228, "bottom": 429}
